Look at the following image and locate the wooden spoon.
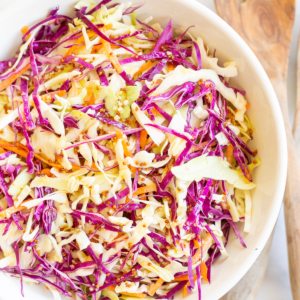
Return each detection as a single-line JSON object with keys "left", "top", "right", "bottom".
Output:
{"left": 293, "top": 36, "right": 300, "bottom": 151}
{"left": 214, "top": 0, "right": 298, "bottom": 299}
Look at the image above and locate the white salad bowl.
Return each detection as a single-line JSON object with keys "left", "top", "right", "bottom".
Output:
{"left": 0, "top": 0, "right": 287, "bottom": 300}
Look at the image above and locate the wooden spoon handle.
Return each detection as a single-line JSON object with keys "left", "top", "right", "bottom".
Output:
{"left": 220, "top": 231, "right": 274, "bottom": 300}
{"left": 275, "top": 81, "right": 300, "bottom": 300}
{"left": 292, "top": 35, "right": 300, "bottom": 152}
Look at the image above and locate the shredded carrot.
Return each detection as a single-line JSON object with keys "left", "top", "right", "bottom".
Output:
{"left": 245, "top": 103, "right": 250, "bottom": 109}
{"left": 102, "top": 39, "right": 123, "bottom": 73}
{"left": 85, "top": 82, "right": 95, "bottom": 105}
{"left": 21, "top": 26, "right": 31, "bottom": 40}
{"left": 194, "top": 239, "right": 200, "bottom": 248}
{"left": 150, "top": 108, "right": 159, "bottom": 116}
{"left": 226, "top": 144, "right": 234, "bottom": 164}
{"left": 116, "top": 131, "right": 123, "bottom": 139}
{"left": 133, "top": 61, "right": 154, "bottom": 78}
{"left": 121, "top": 293, "right": 147, "bottom": 298}
{"left": 201, "top": 261, "right": 208, "bottom": 282}
{"left": 104, "top": 23, "right": 113, "bottom": 31}
{"left": 2, "top": 205, "right": 26, "bottom": 217}
{"left": 192, "top": 234, "right": 214, "bottom": 265}
{"left": 140, "top": 130, "right": 148, "bottom": 150}
{"left": 133, "top": 184, "right": 157, "bottom": 196}
{"left": 149, "top": 278, "right": 164, "bottom": 296}
{"left": 64, "top": 30, "right": 98, "bottom": 57}
{"left": 172, "top": 275, "right": 189, "bottom": 282}
{"left": 166, "top": 63, "right": 175, "bottom": 73}
{"left": 100, "top": 25, "right": 122, "bottom": 73}
{"left": 40, "top": 168, "right": 52, "bottom": 177}
{"left": 0, "top": 141, "right": 29, "bottom": 158}
{"left": 125, "top": 197, "right": 130, "bottom": 203}
{"left": 5, "top": 141, "right": 80, "bottom": 170}
{"left": 106, "top": 286, "right": 116, "bottom": 291}
{"left": 182, "top": 264, "right": 208, "bottom": 298}
{"left": 0, "top": 198, "right": 33, "bottom": 218}
{"left": 21, "top": 26, "right": 29, "bottom": 35}
{"left": 0, "top": 64, "right": 31, "bottom": 92}
{"left": 139, "top": 193, "right": 147, "bottom": 200}
{"left": 183, "top": 286, "right": 188, "bottom": 298}
{"left": 41, "top": 90, "right": 66, "bottom": 101}
{"left": 121, "top": 140, "right": 133, "bottom": 158}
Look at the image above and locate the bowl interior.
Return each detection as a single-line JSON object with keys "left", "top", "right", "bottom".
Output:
{"left": 0, "top": 0, "right": 287, "bottom": 299}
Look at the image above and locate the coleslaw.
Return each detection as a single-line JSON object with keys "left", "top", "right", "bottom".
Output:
{"left": 0, "top": 1, "right": 260, "bottom": 299}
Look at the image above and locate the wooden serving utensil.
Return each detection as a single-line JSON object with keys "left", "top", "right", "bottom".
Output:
{"left": 293, "top": 36, "right": 300, "bottom": 151}
{"left": 214, "top": 0, "right": 298, "bottom": 299}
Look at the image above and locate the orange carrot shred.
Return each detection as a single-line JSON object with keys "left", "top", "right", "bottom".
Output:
{"left": 116, "top": 131, "right": 123, "bottom": 139}
{"left": 194, "top": 239, "right": 200, "bottom": 248}
{"left": 106, "top": 286, "right": 116, "bottom": 291}
{"left": 0, "top": 141, "right": 29, "bottom": 158}
{"left": 192, "top": 234, "right": 214, "bottom": 265}
{"left": 121, "top": 140, "right": 133, "bottom": 158}
{"left": 0, "top": 64, "right": 31, "bottom": 92}
{"left": 133, "top": 184, "right": 157, "bottom": 196}
{"left": 226, "top": 144, "right": 234, "bottom": 164}
{"left": 172, "top": 275, "right": 189, "bottom": 282}
{"left": 140, "top": 130, "right": 148, "bottom": 150}
{"left": 41, "top": 90, "right": 66, "bottom": 101}
{"left": 149, "top": 278, "right": 164, "bottom": 296}
{"left": 133, "top": 61, "right": 154, "bottom": 78}
{"left": 40, "top": 169, "right": 53, "bottom": 177}
{"left": 21, "top": 26, "right": 29, "bottom": 34}
{"left": 0, "top": 198, "right": 34, "bottom": 218}
{"left": 121, "top": 292, "right": 147, "bottom": 298}
{"left": 183, "top": 286, "right": 188, "bottom": 298}
{"left": 85, "top": 82, "right": 95, "bottom": 105}
{"left": 166, "top": 63, "right": 175, "bottom": 73}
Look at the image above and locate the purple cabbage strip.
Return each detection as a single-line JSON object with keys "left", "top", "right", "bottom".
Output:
{"left": 22, "top": 15, "right": 72, "bottom": 41}
{"left": 152, "top": 19, "right": 172, "bottom": 53}
{"left": 97, "top": 66, "right": 109, "bottom": 86}
{"left": 0, "top": 58, "right": 17, "bottom": 74}
{"left": 30, "top": 41, "right": 49, "bottom": 126}
{"left": 123, "top": 2, "right": 145, "bottom": 15}
{"left": 20, "top": 78, "right": 35, "bottom": 130}
{"left": 64, "top": 127, "right": 143, "bottom": 150}
{"left": 141, "top": 82, "right": 196, "bottom": 111}
{"left": 72, "top": 103, "right": 105, "bottom": 113}
{"left": 86, "top": 0, "right": 112, "bottom": 15}
{"left": 0, "top": 57, "right": 30, "bottom": 81}
{"left": 152, "top": 103, "right": 173, "bottom": 124}
{"left": 0, "top": 151, "right": 13, "bottom": 160}
{"left": 63, "top": 55, "right": 94, "bottom": 69}
{"left": 77, "top": 11, "right": 137, "bottom": 56}
{"left": 16, "top": 100, "right": 35, "bottom": 173}
{"left": 88, "top": 113, "right": 127, "bottom": 130}
{"left": 42, "top": 200, "right": 57, "bottom": 234}
{"left": 97, "top": 187, "right": 130, "bottom": 211}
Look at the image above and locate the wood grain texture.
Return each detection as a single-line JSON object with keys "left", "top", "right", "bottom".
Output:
{"left": 215, "top": 0, "right": 299, "bottom": 299}
{"left": 292, "top": 36, "right": 300, "bottom": 151}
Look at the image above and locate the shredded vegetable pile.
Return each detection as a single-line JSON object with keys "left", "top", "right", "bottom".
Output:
{"left": 0, "top": 1, "right": 261, "bottom": 299}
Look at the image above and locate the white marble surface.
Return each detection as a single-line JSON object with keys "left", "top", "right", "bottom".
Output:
{"left": 0, "top": 0, "right": 295, "bottom": 299}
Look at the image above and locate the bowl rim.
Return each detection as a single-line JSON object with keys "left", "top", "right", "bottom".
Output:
{"left": 0, "top": 0, "right": 288, "bottom": 299}
{"left": 179, "top": 0, "right": 288, "bottom": 298}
